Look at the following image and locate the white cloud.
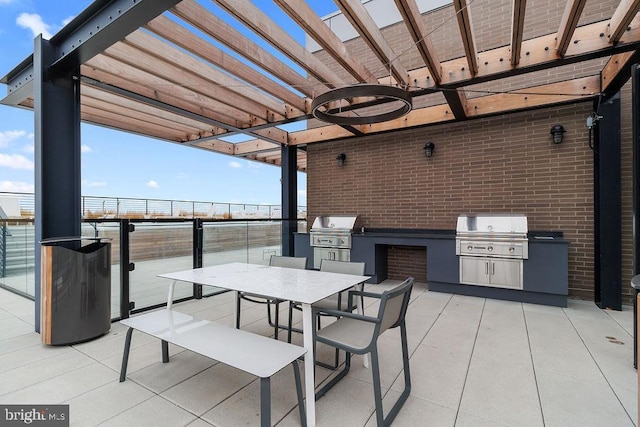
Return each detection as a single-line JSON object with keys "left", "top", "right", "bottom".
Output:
{"left": 146, "top": 180, "right": 159, "bottom": 189}
{"left": 23, "top": 143, "right": 34, "bottom": 154}
{"left": 229, "top": 161, "right": 242, "bottom": 169}
{"left": 0, "top": 0, "right": 16, "bottom": 4}
{"left": 17, "top": 13, "right": 52, "bottom": 39}
{"left": 0, "top": 153, "right": 33, "bottom": 170}
{"left": 0, "top": 130, "right": 27, "bottom": 147}
{"left": 81, "top": 145, "right": 92, "bottom": 153}
{"left": 84, "top": 181, "right": 106, "bottom": 187}
{"left": 62, "top": 16, "right": 75, "bottom": 26}
{"left": 0, "top": 181, "right": 34, "bottom": 193}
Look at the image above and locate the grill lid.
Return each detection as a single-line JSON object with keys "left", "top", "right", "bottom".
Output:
{"left": 456, "top": 213, "right": 527, "bottom": 236}
{"left": 311, "top": 216, "right": 362, "bottom": 232}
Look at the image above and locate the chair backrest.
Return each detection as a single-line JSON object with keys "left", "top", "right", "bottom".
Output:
{"left": 269, "top": 255, "right": 307, "bottom": 270}
{"left": 376, "top": 277, "right": 414, "bottom": 336}
{"left": 319, "top": 259, "right": 365, "bottom": 276}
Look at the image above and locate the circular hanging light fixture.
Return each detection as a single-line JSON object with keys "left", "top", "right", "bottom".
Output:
{"left": 311, "top": 84, "right": 412, "bottom": 126}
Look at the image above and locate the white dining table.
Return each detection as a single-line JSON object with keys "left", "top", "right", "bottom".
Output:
{"left": 158, "top": 262, "right": 370, "bottom": 427}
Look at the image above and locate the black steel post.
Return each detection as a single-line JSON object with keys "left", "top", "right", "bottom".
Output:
{"left": 33, "top": 35, "right": 82, "bottom": 332}
{"left": 632, "top": 63, "right": 640, "bottom": 368}
{"left": 119, "top": 219, "right": 133, "bottom": 319}
{"left": 193, "top": 218, "right": 203, "bottom": 299}
{"left": 593, "top": 92, "right": 622, "bottom": 311}
{"left": 281, "top": 145, "right": 298, "bottom": 257}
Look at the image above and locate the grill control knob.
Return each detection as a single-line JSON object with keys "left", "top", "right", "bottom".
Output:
{"left": 339, "top": 239, "right": 345, "bottom": 245}
{"left": 488, "top": 246, "right": 493, "bottom": 252}
{"left": 467, "top": 245, "right": 473, "bottom": 251}
{"left": 509, "top": 247, "right": 515, "bottom": 253}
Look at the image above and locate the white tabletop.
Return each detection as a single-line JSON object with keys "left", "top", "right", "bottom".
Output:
{"left": 159, "top": 262, "right": 370, "bottom": 304}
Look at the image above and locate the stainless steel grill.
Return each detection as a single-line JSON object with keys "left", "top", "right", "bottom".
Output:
{"left": 456, "top": 214, "right": 528, "bottom": 289}
{"left": 310, "top": 216, "right": 362, "bottom": 269}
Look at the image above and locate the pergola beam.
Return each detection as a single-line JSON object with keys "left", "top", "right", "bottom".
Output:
{"left": 274, "top": 0, "right": 378, "bottom": 84}
{"left": 609, "top": 0, "right": 640, "bottom": 45}
{"left": 510, "top": 0, "right": 527, "bottom": 66}
{"left": 556, "top": 0, "right": 587, "bottom": 56}
{"left": 453, "top": 0, "right": 479, "bottom": 76}
{"left": 334, "top": 0, "right": 409, "bottom": 86}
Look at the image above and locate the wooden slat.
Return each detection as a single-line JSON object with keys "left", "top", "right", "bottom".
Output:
{"left": 172, "top": 0, "right": 316, "bottom": 98}
{"left": 464, "top": 76, "right": 599, "bottom": 116}
{"left": 106, "top": 40, "right": 283, "bottom": 122}
{"left": 40, "top": 246, "right": 52, "bottom": 345}
{"left": 82, "top": 110, "right": 186, "bottom": 142}
{"left": 453, "top": 0, "right": 478, "bottom": 76}
{"left": 274, "top": 0, "right": 378, "bottom": 84}
{"left": 408, "top": 16, "right": 640, "bottom": 88}
{"left": 289, "top": 76, "right": 599, "bottom": 146}
{"left": 601, "top": 50, "right": 640, "bottom": 92}
{"left": 81, "top": 85, "right": 222, "bottom": 134}
{"left": 334, "top": 0, "right": 408, "bottom": 86}
{"left": 188, "top": 139, "right": 235, "bottom": 155}
{"left": 556, "top": 0, "right": 587, "bottom": 56}
{"left": 394, "top": 0, "right": 441, "bottom": 83}
{"left": 214, "top": 0, "right": 347, "bottom": 89}
{"left": 234, "top": 139, "right": 282, "bottom": 155}
{"left": 84, "top": 54, "right": 257, "bottom": 126}
{"left": 510, "top": 0, "right": 527, "bottom": 66}
{"left": 609, "top": 0, "right": 640, "bottom": 44}
{"left": 145, "top": 15, "right": 307, "bottom": 115}
{"left": 125, "top": 30, "right": 288, "bottom": 117}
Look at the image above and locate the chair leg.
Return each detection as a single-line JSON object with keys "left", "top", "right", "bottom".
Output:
{"left": 161, "top": 340, "right": 169, "bottom": 363}
{"left": 287, "top": 302, "right": 294, "bottom": 343}
{"left": 315, "top": 350, "right": 351, "bottom": 400}
{"left": 291, "top": 361, "right": 307, "bottom": 427}
{"left": 119, "top": 327, "right": 134, "bottom": 382}
{"left": 274, "top": 301, "right": 279, "bottom": 339}
{"left": 370, "top": 347, "right": 385, "bottom": 427}
{"left": 235, "top": 292, "right": 241, "bottom": 329}
{"left": 383, "top": 321, "right": 412, "bottom": 426}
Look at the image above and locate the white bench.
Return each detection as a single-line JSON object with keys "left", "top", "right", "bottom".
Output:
{"left": 119, "top": 309, "right": 306, "bottom": 426}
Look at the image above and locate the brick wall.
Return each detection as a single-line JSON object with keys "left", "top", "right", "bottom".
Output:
{"left": 387, "top": 246, "right": 428, "bottom": 282}
{"left": 307, "top": 101, "right": 603, "bottom": 300}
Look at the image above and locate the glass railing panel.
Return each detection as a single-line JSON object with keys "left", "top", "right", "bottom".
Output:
{"left": 0, "top": 220, "right": 35, "bottom": 297}
{"left": 247, "top": 220, "right": 282, "bottom": 265}
{"left": 201, "top": 221, "right": 251, "bottom": 296}
{"left": 128, "top": 221, "right": 194, "bottom": 311}
{"left": 81, "top": 220, "right": 122, "bottom": 319}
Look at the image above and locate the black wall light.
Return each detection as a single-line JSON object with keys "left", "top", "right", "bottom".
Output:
{"left": 550, "top": 124, "right": 566, "bottom": 144}
{"left": 423, "top": 142, "right": 435, "bottom": 157}
{"left": 336, "top": 153, "right": 346, "bottom": 166}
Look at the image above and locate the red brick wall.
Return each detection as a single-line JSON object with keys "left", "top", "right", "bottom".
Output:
{"left": 307, "top": 102, "right": 600, "bottom": 299}
{"left": 387, "top": 246, "right": 428, "bottom": 282}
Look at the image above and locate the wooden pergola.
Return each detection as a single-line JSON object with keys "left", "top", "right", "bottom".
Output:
{"left": 2, "top": 0, "right": 640, "bottom": 172}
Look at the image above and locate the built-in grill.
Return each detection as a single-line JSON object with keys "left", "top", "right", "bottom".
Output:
{"left": 456, "top": 214, "right": 528, "bottom": 289}
{"left": 310, "top": 216, "right": 362, "bottom": 269}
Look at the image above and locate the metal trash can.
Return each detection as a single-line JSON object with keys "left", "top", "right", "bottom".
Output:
{"left": 632, "top": 275, "right": 640, "bottom": 369}
{"left": 40, "top": 237, "right": 111, "bottom": 345}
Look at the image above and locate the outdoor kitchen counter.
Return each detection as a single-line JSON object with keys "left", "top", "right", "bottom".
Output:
{"left": 294, "top": 229, "right": 569, "bottom": 307}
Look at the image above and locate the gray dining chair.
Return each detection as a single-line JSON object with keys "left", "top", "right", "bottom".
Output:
{"left": 286, "top": 259, "right": 366, "bottom": 369}
{"left": 235, "top": 255, "right": 307, "bottom": 339}
{"left": 313, "top": 277, "right": 414, "bottom": 427}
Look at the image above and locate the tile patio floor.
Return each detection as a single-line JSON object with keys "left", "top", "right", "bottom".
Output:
{"left": 0, "top": 281, "right": 636, "bottom": 426}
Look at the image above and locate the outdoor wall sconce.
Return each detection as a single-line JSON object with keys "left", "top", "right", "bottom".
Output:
{"left": 423, "top": 142, "right": 435, "bottom": 158}
{"left": 550, "top": 124, "right": 566, "bottom": 144}
{"left": 336, "top": 153, "right": 346, "bottom": 166}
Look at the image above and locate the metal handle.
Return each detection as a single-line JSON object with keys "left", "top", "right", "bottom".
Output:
{"left": 492, "top": 262, "right": 495, "bottom": 275}
{"left": 485, "top": 262, "right": 488, "bottom": 275}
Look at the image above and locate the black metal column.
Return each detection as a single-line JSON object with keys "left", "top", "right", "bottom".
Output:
{"left": 193, "top": 218, "right": 203, "bottom": 299}
{"left": 632, "top": 64, "right": 640, "bottom": 368}
{"left": 281, "top": 145, "right": 297, "bottom": 257}
{"left": 594, "top": 92, "right": 622, "bottom": 311}
{"left": 33, "top": 35, "right": 81, "bottom": 332}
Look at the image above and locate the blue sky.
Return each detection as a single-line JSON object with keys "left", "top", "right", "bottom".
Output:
{"left": 0, "top": 1, "right": 340, "bottom": 206}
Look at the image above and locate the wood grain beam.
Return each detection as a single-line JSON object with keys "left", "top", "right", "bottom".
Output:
{"left": 234, "top": 139, "right": 281, "bottom": 155}
{"left": 609, "top": 0, "right": 640, "bottom": 44}
{"left": 510, "top": 0, "right": 527, "bottom": 66}
{"left": 453, "top": 0, "right": 478, "bottom": 75}
{"left": 172, "top": 0, "right": 315, "bottom": 98}
{"left": 146, "top": 14, "right": 308, "bottom": 114}
{"left": 214, "top": 0, "right": 347, "bottom": 89}
{"left": 601, "top": 50, "right": 640, "bottom": 93}
{"left": 556, "top": 0, "right": 587, "bottom": 56}
{"left": 394, "top": 0, "right": 441, "bottom": 83}
{"left": 274, "top": 0, "right": 377, "bottom": 84}
{"left": 124, "top": 30, "right": 288, "bottom": 118}
{"left": 289, "top": 76, "right": 599, "bottom": 146}
{"left": 334, "top": 0, "right": 409, "bottom": 86}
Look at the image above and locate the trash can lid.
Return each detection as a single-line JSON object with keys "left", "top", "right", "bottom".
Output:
{"left": 41, "top": 236, "right": 112, "bottom": 245}
{"left": 631, "top": 274, "right": 640, "bottom": 289}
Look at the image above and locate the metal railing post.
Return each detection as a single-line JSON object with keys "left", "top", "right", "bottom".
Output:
{"left": 193, "top": 218, "right": 203, "bottom": 299}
